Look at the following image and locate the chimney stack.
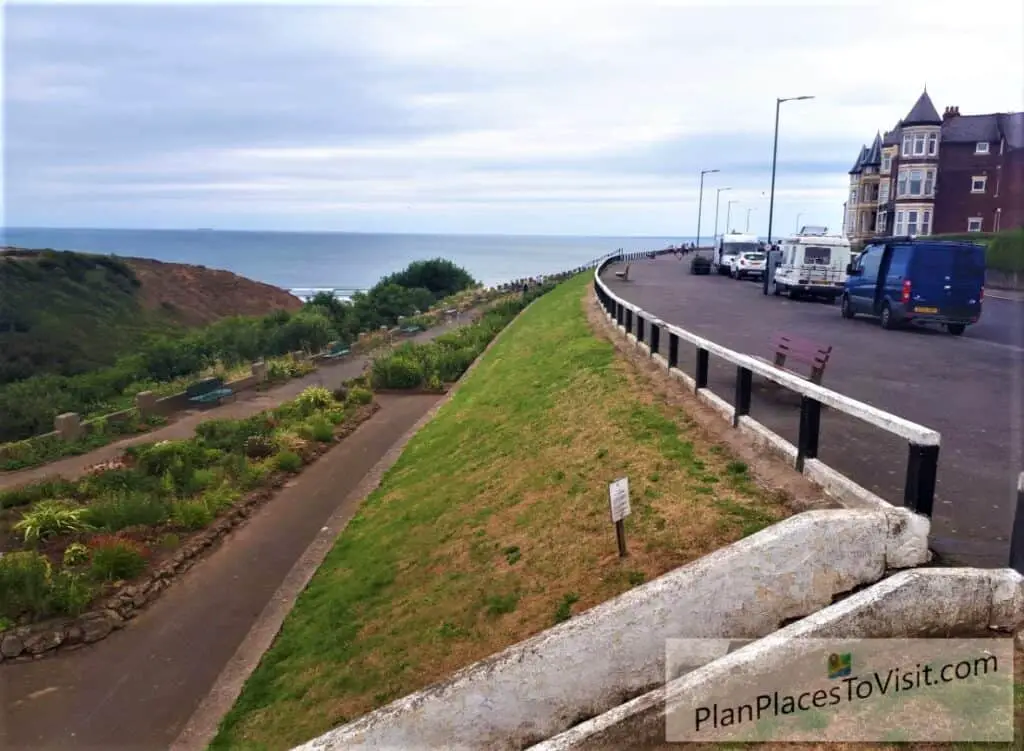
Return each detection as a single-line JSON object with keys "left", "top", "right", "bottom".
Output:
{"left": 943, "top": 105, "right": 960, "bottom": 121}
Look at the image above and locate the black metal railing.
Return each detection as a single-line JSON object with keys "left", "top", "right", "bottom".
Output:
{"left": 594, "top": 254, "right": 942, "bottom": 518}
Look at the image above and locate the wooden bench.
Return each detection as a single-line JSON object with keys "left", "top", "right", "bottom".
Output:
{"left": 186, "top": 376, "right": 234, "bottom": 405}
{"left": 753, "top": 333, "right": 833, "bottom": 385}
{"left": 614, "top": 263, "right": 632, "bottom": 281}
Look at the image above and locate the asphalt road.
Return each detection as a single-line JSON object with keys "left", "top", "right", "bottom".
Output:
{"left": 603, "top": 255, "right": 1024, "bottom": 567}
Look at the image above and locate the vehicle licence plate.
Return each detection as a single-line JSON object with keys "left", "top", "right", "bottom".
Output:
{"left": 914, "top": 306, "right": 938, "bottom": 314}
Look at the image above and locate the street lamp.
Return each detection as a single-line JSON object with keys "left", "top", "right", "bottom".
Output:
{"left": 726, "top": 200, "right": 739, "bottom": 234}
{"left": 695, "top": 168, "right": 720, "bottom": 249}
{"left": 767, "top": 95, "right": 815, "bottom": 245}
{"left": 746, "top": 207, "right": 755, "bottom": 232}
{"left": 713, "top": 187, "right": 732, "bottom": 247}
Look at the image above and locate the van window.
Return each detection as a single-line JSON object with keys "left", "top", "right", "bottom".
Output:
{"left": 886, "top": 245, "right": 912, "bottom": 278}
{"left": 803, "top": 246, "right": 832, "bottom": 265}
{"left": 859, "top": 248, "right": 883, "bottom": 280}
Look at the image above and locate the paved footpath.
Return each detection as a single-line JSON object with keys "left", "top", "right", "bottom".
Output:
{"left": 0, "top": 319, "right": 470, "bottom": 750}
{"left": 0, "top": 320, "right": 467, "bottom": 492}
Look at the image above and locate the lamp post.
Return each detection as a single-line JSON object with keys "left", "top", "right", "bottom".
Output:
{"left": 746, "top": 207, "right": 755, "bottom": 232}
{"left": 767, "top": 95, "right": 815, "bottom": 245}
{"left": 713, "top": 187, "right": 732, "bottom": 247}
{"left": 842, "top": 201, "right": 848, "bottom": 237}
{"left": 726, "top": 200, "right": 739, "bottom": 234}
{"left": 695, "top": 168, "right": 720, "bottom": 249}
{"left": 795, "top": 212, "right": 804, "bottom": 233}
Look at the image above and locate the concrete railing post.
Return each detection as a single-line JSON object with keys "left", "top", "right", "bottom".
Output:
{"left": 54, "top": 412, "right": 82, "bottom": 442}
{"left": 252, "top": 360, "right": 268, "bottom": 383}
{"left": 796, "top": 396, "right": 822, "bottom": 472}
{"left": 695, "top": 347, "right": 709, "bottom": 390}
{"left": 904, "top": 443, "right": 940, "bottom": 517}
{"left": 733, "top": 366, "right": 753, "bottom": 428}
{"left": 668, "top": 332, "right": 679, "bottom": 369}
{"left": 135, "top": 391, "right": 157, "bottom": 419}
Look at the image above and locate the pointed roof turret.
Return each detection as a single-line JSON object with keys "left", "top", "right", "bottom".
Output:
{"left": 848, "top": 144, "right": 868, "bottom": 174}
{"left": 882, "top": 120, "right": 903, "bottom": 146}
{"left": 863, "top": 132, "right": 883, "bottom": 166}
{"left": 903, "top": 89, "right": 941, "bottom": 126}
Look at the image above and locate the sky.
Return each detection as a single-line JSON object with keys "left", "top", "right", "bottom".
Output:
{"left": 3, "top": 0, "right": 1023, "bottom": 237}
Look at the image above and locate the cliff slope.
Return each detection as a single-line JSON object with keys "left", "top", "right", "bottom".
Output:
{"left": 0, "top": 248, "right": 302, "bottom": 384}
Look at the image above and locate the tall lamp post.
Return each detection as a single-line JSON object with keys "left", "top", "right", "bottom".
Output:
{"left": 726, "top": 199, "right": 739, "bottom": 235}
{"left": 746, "top": 207, "right": 755, "bottom": 232}
{"left": 695, "top": 168, "right": 720, "bottom": 249}
{"left": 712, "top": 187, "right": 732, "bottom": 247}
{"left": 767, "top": 95, "right": 815, "bottom": 245}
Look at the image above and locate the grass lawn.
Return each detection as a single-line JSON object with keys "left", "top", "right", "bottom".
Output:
{"left": 213, "top": 273, "right": 794, "bottom": 750}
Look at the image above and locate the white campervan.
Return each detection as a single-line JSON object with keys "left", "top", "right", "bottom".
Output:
{"left": 770, "top": 227, "right": 852, "bottom": 302}
{"left": 712, "top": 232, "right": 761, "bottom": 277}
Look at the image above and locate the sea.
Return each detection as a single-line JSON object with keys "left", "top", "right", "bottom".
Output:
{"left": 1, "top": 228, "right": 692, "bottom": 300}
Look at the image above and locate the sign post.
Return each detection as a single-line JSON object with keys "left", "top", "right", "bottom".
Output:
{"left": 608, "top": 477, "right": 631, "bottom": 558}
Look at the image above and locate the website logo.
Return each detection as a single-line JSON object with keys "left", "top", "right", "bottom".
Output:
{"left": 827, "top": 652, "right": 852, "bottom": 679}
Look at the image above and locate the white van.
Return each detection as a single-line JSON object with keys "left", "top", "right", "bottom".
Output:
{"left": 770, "top": 228, "right": 852, "bottom": 302}
{"left": 712, "top": 232, "right": 761, "bottom": 276}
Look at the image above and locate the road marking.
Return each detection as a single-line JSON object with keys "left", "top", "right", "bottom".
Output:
{"left": 986, "top": 293, "right": 1023, "bottom": 303}
{"left": 27, "top": 686, "right": 60, "bottom": 701}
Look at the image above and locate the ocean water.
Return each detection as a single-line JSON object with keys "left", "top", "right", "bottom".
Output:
{"left": 2, "top": 228, "right": 690, "bottom": 294}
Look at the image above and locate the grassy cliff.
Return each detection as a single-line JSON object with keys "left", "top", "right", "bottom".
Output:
{"left": 0, "top": 249, "right": 301, "bottom": 385}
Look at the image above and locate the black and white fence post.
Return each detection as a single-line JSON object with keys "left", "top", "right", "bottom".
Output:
{"left": 616, "top": 302, "right": 624, "bottom": 327}
{"left": 695, "top": 347, "right": 709, "bottom": 389}
{"left": 903, "top": 443, "right": 940, "bottom": 517}
{"left": 650, "top": 319, "right": 661, "bottom": 355}
{"left": 1010, "top": 472, "right": 1024, "bottom": 574}
{"left": 796, "top": 396, "right": 822, "bottom": 472}
{"left": 668, "top": 332, "right": 679, "bottom": 369}
{"left": 625, "top": 307, "right": 633, "bottom": 336}
{"left": 637, "top": 313, "right": 645, "bottom": 345}
{"left": 733, "top": 365, "right": 753, "bottom": 428}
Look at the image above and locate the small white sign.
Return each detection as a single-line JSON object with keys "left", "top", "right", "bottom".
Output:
{"left": 609, "top": 477, "right": 631, "bottom": 523}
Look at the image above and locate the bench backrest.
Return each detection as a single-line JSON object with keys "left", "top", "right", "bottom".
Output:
{"left": 186, "top": 376, "right": 225, "bottom": 398}
{"left": 770, "top": 333, "right": 832, "bottom": 369}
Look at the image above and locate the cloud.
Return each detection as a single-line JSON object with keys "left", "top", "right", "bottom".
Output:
{"left": 4, "top": 0, "right": 1023, "bottom": 235}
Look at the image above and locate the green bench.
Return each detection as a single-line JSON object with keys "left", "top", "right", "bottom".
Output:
{"left": 186, "top": 377, "right": 234, "bottom": 405}
{"left": 323, "top": 341, "right": 351, "bottom": 360}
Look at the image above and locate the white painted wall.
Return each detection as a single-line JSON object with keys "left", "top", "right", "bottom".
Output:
{"left": 295, "top": 508, "right": 928, "bottom": 751}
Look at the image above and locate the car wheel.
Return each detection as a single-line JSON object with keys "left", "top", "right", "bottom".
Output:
{"left": 947, "top": 323, "right": 966, "bottom": 336}
{"left": 880, "top": 303, "right": 895, "bottom": 330}
{"left": 840, "top": 295, "right": 855, "bottom": 319}
{"left": 787, "top": 288, "right": 800, "bottom": 300}
{"left": 772, "top": 280, "right": 782, "bottom": 297}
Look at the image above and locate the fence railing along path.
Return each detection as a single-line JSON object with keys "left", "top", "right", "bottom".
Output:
{"left": 593, "top": 253, "right": 942, "bottom": 518}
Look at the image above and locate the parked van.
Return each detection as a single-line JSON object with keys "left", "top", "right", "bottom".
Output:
{"left": 712, "top": 232, "right": 761, "bottom": 276}
{"left": 770, "top": 229, "right": 852, "bottom": 302}
{"left": 840, "top": 237, "right": 985, "bottom": 335}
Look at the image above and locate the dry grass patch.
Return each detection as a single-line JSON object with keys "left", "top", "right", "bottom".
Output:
{"left": 213, "top": 274, "right": 793, "bottom": 750}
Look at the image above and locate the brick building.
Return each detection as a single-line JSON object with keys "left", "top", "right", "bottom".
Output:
{"left": 845, "top": 89, "right": 1023, "bottom": 242}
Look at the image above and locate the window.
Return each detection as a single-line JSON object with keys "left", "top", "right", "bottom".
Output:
{"left": 913, "top": 133, "right": 926, "bottom": 155}
{"left": 921, "top": 210, "right": 931, "bottom": 236}
{"left": 927, "top": 133, "right": 938, "bottom": 156}
{"left": 887, "top": 245, "right": 912, "bottom": 279}
{"left": 907, "top": 210, "right": 919, "bottom": 236}
{"left": 975, "top": 142, "right": 990, "bottom": 154}
{"left": 881, "top": 154, "right": 892, "bottom": 172}
{"left": 876, "top": 210, "right": 888, "bottom": 233}
{"left": 971, "top": 176, "right": 987, "bottom": 193}
{"left": 804, "top": 246, "right": 833, "bottom": 265}
{"left": 895, "top": 210, "right": 906, "bottom": 235}
{"left": 897, "top": 172, "right": 907, "bottom": 197}
{"left": 967, "top": 217, "right": 983, "bottom": 232}
{"left": 849, "top": 188, "right": 857, "bottom": 204}
{"left": 909, "top": 170, "right": 923, "bottom": 195}
{"left": 902, "top": 134, "right": 913, "bottom": 154}
{"left": 924, "top": 170, "right": 935, "bottom": 196}
{"left": 859, "top": 247, "right": 883, "bottom": 280}
{"left": 879, "top": 180, "right": 890, "bottom": 203}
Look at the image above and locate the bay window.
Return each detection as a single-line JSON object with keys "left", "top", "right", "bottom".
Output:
{"left": 924, "top": 169, "right": 935, "bottom": 196}
{"left": 897, "top": 172, "right": 908, "bottom": 196}
{"left": 921, "top": 210, "right": 931, "bottom": 236}
{"left": 879, "top": 180, "right": 890, "bottom": 203}
{"left": 895, "top": 210, "right": 906, "bottom": 236}
{"left": 902, "top": 134, "right": 913, "bottom": 154}
{"left": 927, "top": 133, "right": 937, "bottom": 156}
{"left": 907, "top": 210, "right": 919, "bottom": 235}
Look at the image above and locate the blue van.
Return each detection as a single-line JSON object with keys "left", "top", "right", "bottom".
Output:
{"left": 840, "top": 237, "right": 985, "bottom": 335}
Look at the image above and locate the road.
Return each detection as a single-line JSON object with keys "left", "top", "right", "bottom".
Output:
{"left": 604, "top": 255, "right": 1024, "bottom": 567}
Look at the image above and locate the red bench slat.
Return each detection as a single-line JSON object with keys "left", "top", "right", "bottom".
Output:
{"left": 769, "top": 333, "right": 832, "bottom": 383}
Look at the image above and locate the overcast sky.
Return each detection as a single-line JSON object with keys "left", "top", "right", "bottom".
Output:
{"left": 3, "top": 0, "right": 1022, "bottom": 236}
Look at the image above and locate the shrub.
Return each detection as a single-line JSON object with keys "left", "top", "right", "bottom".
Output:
{"left": 82, "top": 491, "right": 170, "bottom": 532}
{"left": 306, "top": 418, "right": 335, "bottom": 443}
{"left": 371, "top": 354, "right": 425, "bottom": 389}
{"left": 89, "top": 536, "right": 149, "bottom": 581}
{"left": 243, "top": 434, "right": 276, "bottom": 459}
{"left": 294, "top": 386, "right": 334, "bottom": 415}
{"left": 325, "top": 408, "right": 346, "bottom": 425}
{"left": 346, "top": 386, "right": 373, "bottom": 406}
{"left": 0, "top": 478, "right": 78, "bottom": 510}
{"left": 62, "top": 542, "right": 91, "bottom": 567}
{"left": 0, "top": 551, "right": 52, "bottom": 620}
{"left": 195, "top": 416, "right": 274, "bottom": 454}
{"left": 14, "top": 500, "right": 92, "bottom": 543}
{"left": 172, "top": 500, "right": 214, "bottom": 530}
{"left": 274, "top": 451, "right": 303, "bottom": 473}
{"left": 132, "top": 439, "right": 208, "bottom": 479}
{"left": 49, "top": 571, "right": 94, "bottom": 616}
{"left": 202, "top": 484, "right": 241, "bottom": 512}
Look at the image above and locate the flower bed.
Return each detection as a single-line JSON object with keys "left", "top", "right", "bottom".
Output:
{"left": 0, "top": 384, "right": 377, "bottom": 661}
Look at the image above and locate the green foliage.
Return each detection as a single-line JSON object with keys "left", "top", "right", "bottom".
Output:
{"left": 376, "top": 258, "right": 477, "bottom": 301}
{"left": 294, "top": 386, "right": 334, "bottom": 415}
{"left": 82, "top": 491, "right": 170, "bottom": 532}
{"left": 89, "top": 537, "right": 148, "bottom": 581}
{"left": 306, "top": 418, "right": 335, "bottom": 443}
{"left": 345, "top": 386, "right": 373, "bottom": 406}
{"left": 14, "top": 500, "right": 92, "bottom": 543}
{"left": 172, "top": 500, "right": 214, "bottom": 530}
{"left": 0, "top": 478, "right": 78, "bottom": 510}
{"left": 371, "top": 353, "right": 425, "bottom": 389}
{"left": 274, "top": 451, "right": 303, "bottom": 473}
{"left": 62, "top": 542, "right": 91, "bottom": 567}
{"left": 0, "top": 551, "right": 95, "bottom": 621}
{"left": 987, "top": 228, "right": 1024, "bottom": 273}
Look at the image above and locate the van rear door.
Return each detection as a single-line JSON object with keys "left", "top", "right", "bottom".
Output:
{"left": 908, "top": 243, "right": 985, "bottom": 319}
